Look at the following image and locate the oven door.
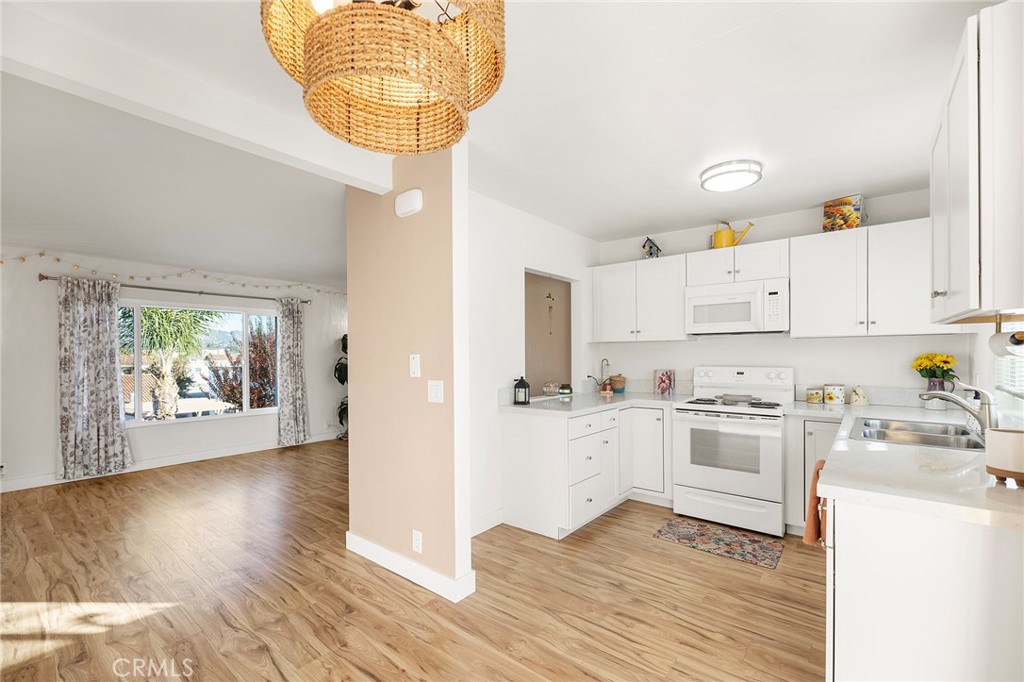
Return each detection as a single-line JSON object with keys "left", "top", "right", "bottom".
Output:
{"left": 684, "top": 281, "right": 765, "bottom": 334}
{"left": 673, "top": 411, "right": 782, "bottom": 502}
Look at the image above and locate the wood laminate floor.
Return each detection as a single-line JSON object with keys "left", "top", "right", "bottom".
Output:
{"left": 0, "top": 441, "right": 825, "bottom": 681}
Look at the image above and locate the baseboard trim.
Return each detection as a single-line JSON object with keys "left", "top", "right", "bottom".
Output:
{"left": 345, "top": 531, "right": 476, "bottom": 603}
{"left": 629, "top": 491, "right": 673, "bottom": 508}
{"left": 471, "top": 508, "right": 503, "bottom": 536}
{"left": 0, "top": 430, "right": 341, "bottom": 493}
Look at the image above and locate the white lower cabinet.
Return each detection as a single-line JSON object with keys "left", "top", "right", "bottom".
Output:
{"left": 784, "top": 415, "right": 841, "bottom": 530}
{"left": 827, "top": 499, "right": 1023, "bottom": 681}
{"left": 501, "top": 408, "right": 625, "bottom": 539}
{"left": 620, "top": 407, "right": 665, "bottom": 494}
{"left": 502, "top": 404, "right": 670, "bottom": 539}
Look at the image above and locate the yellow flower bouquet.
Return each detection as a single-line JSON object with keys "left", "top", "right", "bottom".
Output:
{"left": 911, "top": 353, "right": 959, "bottom": 381}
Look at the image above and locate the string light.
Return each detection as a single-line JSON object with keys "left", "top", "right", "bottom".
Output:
{"left": 0, "top": 246, "right": 344, "bottom": 297}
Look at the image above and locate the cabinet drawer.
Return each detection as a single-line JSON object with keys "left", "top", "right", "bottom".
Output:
{"left": 600, "top": 410, "right": 620, "bottom": 431}
{"left": 568, "top": 434, "right": 603, "bottom": 486}
{"left": 568, "top": 414, "right": 602, "bottom": 440}
{"left": 569, "top": 472, "right": 609, "bottom": 529}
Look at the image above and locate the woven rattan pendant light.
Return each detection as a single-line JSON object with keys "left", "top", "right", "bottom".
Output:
{"left": 260, "top": 0, "right": 505, "bottom": 156}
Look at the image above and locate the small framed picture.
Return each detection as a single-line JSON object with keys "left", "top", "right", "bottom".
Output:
{"left": 654, "top": 369, "right": 675, "bottom": 396}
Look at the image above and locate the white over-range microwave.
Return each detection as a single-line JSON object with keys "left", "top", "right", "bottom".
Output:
{"left": 684, "top": 278, "right": 790, "bottom": 335}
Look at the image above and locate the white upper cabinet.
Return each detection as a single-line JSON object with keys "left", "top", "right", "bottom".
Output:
{"left": 792, "top": 221, "right": 957, "bottom": 338}
{"left": 790, "top": 230, "right": 867, "bottom": 338}
{"left": 733, "top": 241, "right": 790, "bottom": 282}
{"left": 686, "top": 240, "right": 789, "bottom": 286}
{"left": 635, "top": 256, "right": 687, "bottom": 341}
{"left": 592, "top": 255, "right": 686, "bottom": 343}
{"left": 868, "top": 220, "right": 951, "bottom": 336}
{"left": 592, "top": 262, "right": 637, "bottom": 342}
{"left": 685, "top": 249, "right": 734, "bottom": 286}
{"left": 931, "top": 4, "right": 1023, "bottom": 322}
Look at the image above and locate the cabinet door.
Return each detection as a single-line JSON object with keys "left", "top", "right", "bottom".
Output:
{"left": 733, "top": 240, "right": 790, "bottom": 281}
{"left": 790, "top": 230, "right": 868, "bottom": 338}
{"left": 943, "top": 15, "right": 982, "bottom": 321}
{"left": 592, "top": 262, "right": 636, "bottom": 342}
{"left": 635, "top": 255, "right": 686, "bottom": 341}
{"left": 686, "top": 249, "right": 734, "bottom": 286}
{"left": 618, "top": 410, "right": 634, "bottom": 495}
{"left": 630, "top": 408, "right": 665, "bottom": 493}
{"left": 600, "top": 429, "right": 620, "bottom": 505}
{"left": 803, "top": 420, "right": 841, "bottom": 522}
{"left": 930, "top": 114, "right": 951, "bottom": 323}
{"left": 868, "top": 221, "right": 952, "bottom": 336}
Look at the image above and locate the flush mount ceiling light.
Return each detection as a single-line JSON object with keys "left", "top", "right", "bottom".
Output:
{"left": 261, "top": 0, "right": 505, "bottom": 156}
{"left": 700, "top": 160, "right": 763, "bottom": 192}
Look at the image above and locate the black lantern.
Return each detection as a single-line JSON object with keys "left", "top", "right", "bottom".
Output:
{"left": 513, "top": 376, "right": 530, "bottom": 405}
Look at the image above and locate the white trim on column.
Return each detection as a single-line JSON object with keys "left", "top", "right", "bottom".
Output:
{"left": 345, "top": 531, "right": 477, "bottom": 603}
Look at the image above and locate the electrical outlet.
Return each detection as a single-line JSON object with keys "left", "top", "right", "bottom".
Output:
{"left": 0, "top": 464, "right": 5, "bottom": 478}
{"left": 409, "top": 354, "right": 421, "bottom": 378}
{"left": 412, "top": 529, "right": 423, "bottom": 554}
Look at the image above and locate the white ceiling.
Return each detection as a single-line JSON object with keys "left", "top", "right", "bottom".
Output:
{"left": 1, "top": 0, "right": 991, "bottom": 277}
{"left": 467, "top": 0, "right": 989, "bottom": 240}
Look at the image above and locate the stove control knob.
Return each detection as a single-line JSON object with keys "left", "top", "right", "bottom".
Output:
{"left": 697, "top": 370, "right": 705, "bottom": 378}
{"left": 706, "top": 370, "right": 715, "bottom": 378}
{"left": 778, "top": 372, "right": 787, "bottom": 380}
{"left": 767, "top": 372, "right": 777, "bottom": 380}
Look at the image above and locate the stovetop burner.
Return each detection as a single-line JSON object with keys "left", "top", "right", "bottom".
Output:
{"left": 748, "top": 401, "right": 782, "bottom": 409}
{"left": 687, "top": 398, "right": 719, "bottom": 405}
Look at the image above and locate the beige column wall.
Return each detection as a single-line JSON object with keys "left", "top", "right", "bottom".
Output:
{"left": 346, "top": 150, "right": 457, "bottom": 578}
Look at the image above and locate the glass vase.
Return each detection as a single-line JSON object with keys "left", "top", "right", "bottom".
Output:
{"left": 925, "top": 377, "right": 949, "bottom": 410}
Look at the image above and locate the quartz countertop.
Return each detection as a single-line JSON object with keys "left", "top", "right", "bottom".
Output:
{"left": 499, "top": 391, "right": 688, "bottom": 417}
{"left": 818, "top": 405, "right": 1023, "bottom": 530}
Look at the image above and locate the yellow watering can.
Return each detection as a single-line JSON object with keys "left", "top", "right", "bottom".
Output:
{"left": 709, "top": 220, "right": 754, "bottom": 249}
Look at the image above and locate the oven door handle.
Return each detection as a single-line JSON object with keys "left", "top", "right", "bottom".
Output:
{"left": 715, "top": 425, "right": 782, "bottom": 438}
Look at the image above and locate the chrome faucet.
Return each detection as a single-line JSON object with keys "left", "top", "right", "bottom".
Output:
{"left": 919, "top": 381, "right": 998, "bottom": 435}
{"left": 586, "top": 358, "right": 612, "bottom": 390}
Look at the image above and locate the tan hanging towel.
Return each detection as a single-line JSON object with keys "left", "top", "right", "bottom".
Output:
{"left": 803, "top": 459, "right": 828, "bottom": 547}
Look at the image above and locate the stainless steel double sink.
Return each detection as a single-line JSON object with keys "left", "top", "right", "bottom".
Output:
{"left": 850, "top": 418, "right": 985, "bottom": 451}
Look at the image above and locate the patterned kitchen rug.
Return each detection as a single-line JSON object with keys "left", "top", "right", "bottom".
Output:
{"left": 653, "top": 517, "right": 785, "bottom": 569}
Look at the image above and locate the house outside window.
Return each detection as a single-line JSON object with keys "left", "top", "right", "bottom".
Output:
{"left": 118, "top": 302, "right": 278, "bottom": 423}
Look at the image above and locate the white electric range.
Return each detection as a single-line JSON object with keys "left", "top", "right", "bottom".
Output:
{"left": 672, "top": 366, "right": 794, "bottom": 536}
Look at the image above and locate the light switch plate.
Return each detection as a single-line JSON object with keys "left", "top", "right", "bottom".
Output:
{"left": 409, "top": 354, "right": 421, "bottom": 378}
{"left": 427, "top": 380, "right": 444, "bottom": 403}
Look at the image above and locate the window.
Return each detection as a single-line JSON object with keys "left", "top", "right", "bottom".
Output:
{"left": 995, "top": 321, "right": 1024, "bottom": 403}
{"left": 118, "top": 304, "right": 278, "bottom": 422}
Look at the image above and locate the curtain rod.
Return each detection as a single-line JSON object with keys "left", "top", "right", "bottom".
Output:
{"left": 38, "top": 274, "right": 311, "bottom": 304}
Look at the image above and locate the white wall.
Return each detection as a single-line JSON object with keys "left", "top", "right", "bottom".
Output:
{"left": 468, "top": 191, "right": 599, "bottom": 535}
{"left": 0, "top": 250, "right": 346, "bottom": 492}
{"left": 599, "top": 189, "right": 929, "bottom": 263}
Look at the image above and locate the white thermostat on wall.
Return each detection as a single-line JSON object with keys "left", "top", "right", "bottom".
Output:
{"left": 394, "top": 188, "right": 423, "bottom": 218}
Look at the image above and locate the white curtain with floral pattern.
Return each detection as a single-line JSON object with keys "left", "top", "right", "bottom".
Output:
{"left": 57, "top": 277, "right": 133, "bottom": 480}
{"left": 277, "top": 298, "right": 309, "bottom": 446}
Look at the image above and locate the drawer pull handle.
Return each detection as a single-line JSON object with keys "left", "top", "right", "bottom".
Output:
{"left": 585, "top": 423, "right": 592, "bottom": 428}
{"left": 931, "top": 290, "right": 948, "bottom": 298}
{"left": 585, "top": 456, "right": 592, "bottom": 461}
{"left": 586, "top": 497, "right": 593, "bottom": 503}
{"left": 655, "top": 418, "right": 662, "bottom": 422}
{"left": 602, "top": 440, "right": 609, "bottom": 445}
